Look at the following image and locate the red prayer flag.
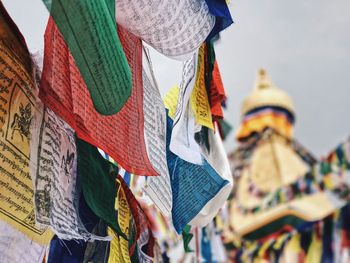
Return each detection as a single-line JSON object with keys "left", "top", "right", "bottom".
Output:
{"left": 209, "top": 60, "right": 226, "bottom": 119}
{"left": 40, "top": 18, "right": 157, "bottom": 176}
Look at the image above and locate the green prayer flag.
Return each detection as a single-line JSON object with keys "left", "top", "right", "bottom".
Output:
{"left": 182, "top": 225, "right": 194, "bottom": 253}
{"left": 42, "top": 0, "right": 132, "bottom": 115}
{"left": 321, "top": 161, "right": 332, "bottom": 175}
{"left": 77, "top": 138, "right": 126, "bottom": 239}
{"left": 218, "top": 118, "right": 233, "bottom": 140}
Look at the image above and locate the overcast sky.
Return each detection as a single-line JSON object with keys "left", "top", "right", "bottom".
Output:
{"left": 3, "top": 0, "right": 350, "bottom": 157}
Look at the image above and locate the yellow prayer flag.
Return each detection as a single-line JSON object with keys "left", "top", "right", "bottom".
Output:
{"left": 288, "top": 234, "right": 301, "bottom": 253}
{"left": 117, "top": 179, "right": 132, "bottom": 263}
{"left": 107, "top": 228, "right": 123, "bottom": 263}
{"left": 0, "top": 33, "right": 52, "bottom": 243}
{"left": 190, "top": 45, "right": 214, "bottom": 130}
{"left": 163, "top": 85, "right": 180, "bottom": 119}
{"left": 305, "top": 233, "right": 322, "bottom": 263}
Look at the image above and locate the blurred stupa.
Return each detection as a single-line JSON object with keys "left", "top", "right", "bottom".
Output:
{"left": 227, "top": 69, "right": 342, "bottom": 240}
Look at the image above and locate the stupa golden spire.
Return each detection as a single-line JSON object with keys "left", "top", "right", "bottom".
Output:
{"left": 241, "top": 69, "right": 295, "bottom": 118}
{"left": 236, "top": 69, "right": 296, "bottom": 140}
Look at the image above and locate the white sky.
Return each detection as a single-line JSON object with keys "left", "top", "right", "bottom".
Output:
{"left": 3, "top": 0, "right": 350, "bottom": 157}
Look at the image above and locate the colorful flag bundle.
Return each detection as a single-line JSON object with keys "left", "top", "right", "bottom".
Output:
{"left": 3, "top": 0, "right": 349, "bottom": 261}
{"left": 0, "top": 0, "right": 234, "bottom": 262}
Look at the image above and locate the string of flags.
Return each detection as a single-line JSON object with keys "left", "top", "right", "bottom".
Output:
{"left": 0, "top": 0, "right": 234, "bottom": 262}
{"left": 1, "top": 0, "right": 349, "bottom": 262}
{"left": 222, "top": 137, "right": 350, "bottom": 262}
